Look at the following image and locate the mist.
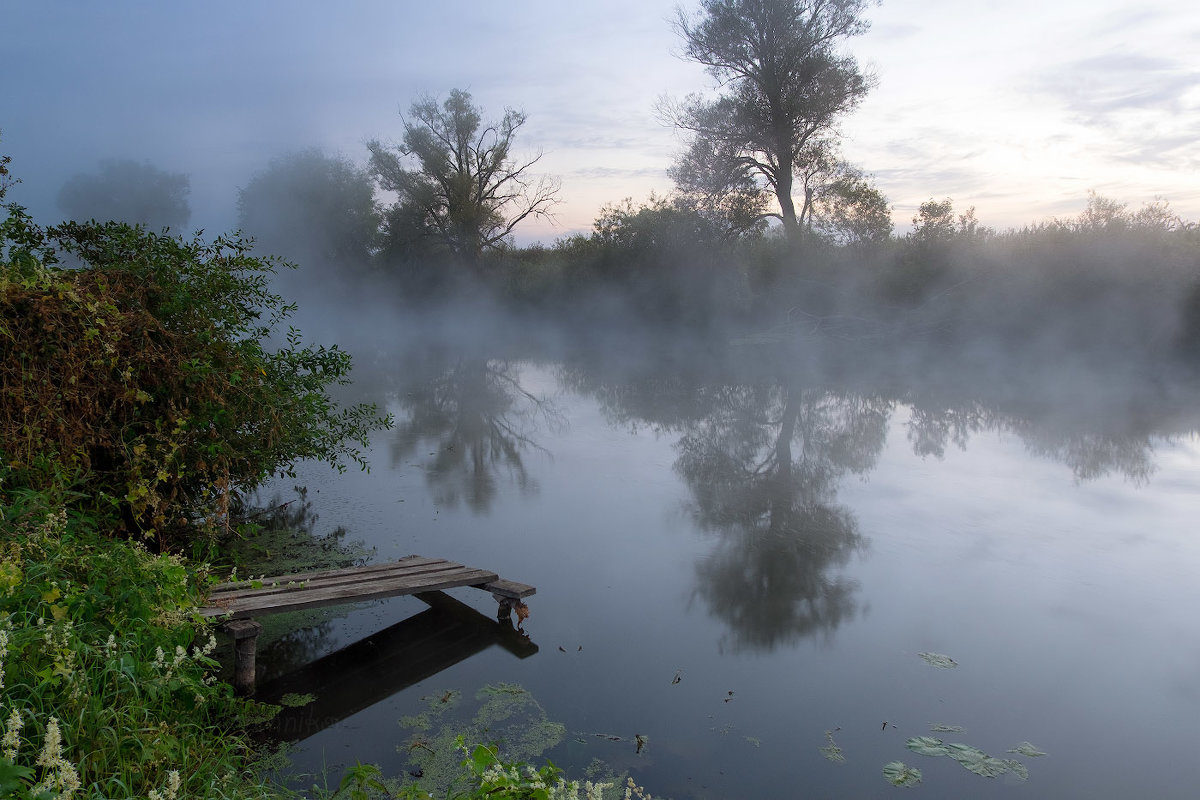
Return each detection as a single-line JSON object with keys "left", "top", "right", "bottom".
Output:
{"left": 7, "top": 3, "right": 1200, "bottom": 797}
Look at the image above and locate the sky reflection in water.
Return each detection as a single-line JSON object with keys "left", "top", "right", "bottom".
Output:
{"left": 257, "top": 344, "right": 1200, "bottom": 799}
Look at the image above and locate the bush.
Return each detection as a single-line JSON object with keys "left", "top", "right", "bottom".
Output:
{"left": 0, "top": 490, "right": 278, "bottom": 799}
{"left": 0, "top": 206, "right": 389, "bottom": 545}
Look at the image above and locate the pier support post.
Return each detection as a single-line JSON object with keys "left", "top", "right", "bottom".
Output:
{"left": 222, "top": 619, "right": 262, "bottom": 696}
{"left": 493, "top": 593, "right": 513, "bottom": 622}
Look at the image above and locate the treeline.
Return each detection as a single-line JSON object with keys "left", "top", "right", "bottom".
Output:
{"left": 47, "top": 139, "right": 1200, "bottom": 363}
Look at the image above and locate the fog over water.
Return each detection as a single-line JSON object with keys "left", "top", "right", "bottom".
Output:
{"left": 242, "top": 301, "right": 1200, "bottom": 797}
{"left": 6, "top": 2, "right": 1200, "bottom": 796}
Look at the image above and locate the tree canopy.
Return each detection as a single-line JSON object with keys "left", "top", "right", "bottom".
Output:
{"left": 237, "top": 148, "right": 381, "bottom": 275}
{"left": 56, "top": 159, "right": 191, "bottom": 231}
{"left": 667, "top": 0, "right": 877, "bottom": 240}
{"left": 367, "top": 89, "right": 560, "bottom": 267}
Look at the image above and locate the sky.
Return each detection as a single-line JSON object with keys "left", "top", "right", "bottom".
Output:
{"left": 3, "top": 0, "right": 1198, "bottom": 244}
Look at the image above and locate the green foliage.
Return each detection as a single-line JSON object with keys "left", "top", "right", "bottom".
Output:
{"left": 396, "top": 684, "right": 566, "bottom": 798}
{"left": 390, "top": 738, "right": 648, "bottom": 800}
{"left": 0, "top": 491, "right": 280, "bottom": 799}
{"left": 0, "top": 207, "right": 389, "bottom": 543}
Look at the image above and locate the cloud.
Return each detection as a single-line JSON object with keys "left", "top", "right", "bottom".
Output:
{"left": 567, "top": 166, "right": 668, "bottom": 180}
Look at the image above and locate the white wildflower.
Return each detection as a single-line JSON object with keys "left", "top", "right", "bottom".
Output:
{"left": 585, "top": 782, "right": 614, "bottom": 800}
{"left": 193, "top": 634, "right": 217, "bottom": 659}
{"left": 0, "top": 624, "right": 8, "bottom": 690}
{"left": 2, "top": 707, "right": 22, "bottom": 760}
{"left": 35, "top": 717, "right": 63, "bottom": 768}
{"left": 33, "top": 716, "right": 81, "bottom": 800}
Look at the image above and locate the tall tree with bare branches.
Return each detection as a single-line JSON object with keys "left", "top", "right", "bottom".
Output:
{"left": 368, "top": 89, "right": 560, "bottom": 267}
{"left": 665, "top": 0, "right": 877, "bottom": 242}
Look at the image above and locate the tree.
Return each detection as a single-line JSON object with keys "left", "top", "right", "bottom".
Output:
{"left": 668, "top": 123, "right": 770, "bottom": 240}
{"left": 238, "top": 149, "right": 381, "bottom": 275}
{"left": 666, "top": 0, "right": 877, "bottom": 241}
{"left": 367, "top": 89, "right": 560, "bottom": 267}
{"left": 56, "top": 159, "right": 191, "bottom": 230}
{"left": 809, "top": 163, "right": 892, "bottom": 245}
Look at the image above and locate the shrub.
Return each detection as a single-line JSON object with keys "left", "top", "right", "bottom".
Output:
{"left": 0, "top": 206, "right": 388, "bottom": 545}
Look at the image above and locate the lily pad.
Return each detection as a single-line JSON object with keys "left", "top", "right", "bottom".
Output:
{"left": 910, "top": 738, "right": 1033, "bottom": 780}
{"left": 882, "top": 761, "right": 923, "bottom": 787}
{"left": 1008, "top": 741, "right": 1047, "bottom": 757}
{"left": 944, "top": 743, "right": 1009, "bottom": 777}
{"left": 918, "top": 652, "right": 958, "bottom": 668}
{"left": 930, "top": 724, "right": 965, "bottom": 733}
{"left": 906, "top": 736, "right": 950, "bottom": 757}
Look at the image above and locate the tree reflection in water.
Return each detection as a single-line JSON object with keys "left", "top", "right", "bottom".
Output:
{"left": 676, "top": 382, "right": 892, "bottom": 652}
{"left": 391, "top": 357, "right": 563, "bottom": 513}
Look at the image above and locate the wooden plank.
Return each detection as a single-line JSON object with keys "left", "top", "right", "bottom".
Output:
{"left": 207, "top": 559, "right": 472, "bottom": 604}
{"left": 201, "top": 565, "right": 498, "bottom": 619}
{"left": 208, "top": 555, "right": 446, "bottom": 593}
{"left": 477, "top": 578, "right": 537, "bottom": 599}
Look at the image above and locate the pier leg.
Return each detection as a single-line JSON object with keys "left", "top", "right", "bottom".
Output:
{"left": 221, "top": 619, "right": 263, "bottom": 696}
{"left": 493, "top": 593, "right": 513, "bottom": 623}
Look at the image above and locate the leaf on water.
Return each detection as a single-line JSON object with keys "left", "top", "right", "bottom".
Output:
{"left": 1008, "top": 741, "right": 1047, "bottom": 757}
{"left": 906, "top": 736, "right": 950, "bottom": 757}
{"left": 1002, "top": 759, "right": 1030, "bottom": 781}
{"left": 882, "top": 761, "right": 923, "bottom": 787}
{"left": 930, "top": 724, "right": 965, "bottom": 733}
{"left": 918, "top": 652, "right": 958, "bottom": 668}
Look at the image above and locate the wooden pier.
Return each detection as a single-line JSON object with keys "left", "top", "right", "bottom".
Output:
{"left": 200, "top": 555, "right": 535, "bottom": 694}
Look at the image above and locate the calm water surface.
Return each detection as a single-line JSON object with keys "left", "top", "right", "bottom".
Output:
{"left": 252, "top": 333, "right": 1200, "bottom": 799}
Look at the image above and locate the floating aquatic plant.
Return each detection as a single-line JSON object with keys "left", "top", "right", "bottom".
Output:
{"left": 918, "top": 652, "right": 958, "bottom": 668}
{"left": 820, "top": 730, "right": 846, "bottom": 763}
{"left": 905, "top": 737, "right": 1032, "bottom": 780}
{"left": 1008, "top": 741, "right": 1047, "bottom": 757}
{"left": 905, "top": 736, "right": 950, "bottom": 757}
{"left": 279, "top": 692, "right": 316, "bottom": 708}
{"left": 882, "top": 761, "right": 923, "bottom": 787}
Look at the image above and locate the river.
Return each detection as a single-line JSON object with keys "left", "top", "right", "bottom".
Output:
{"left": 247, "top": 313, "right": 1200, "bottom": 798}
